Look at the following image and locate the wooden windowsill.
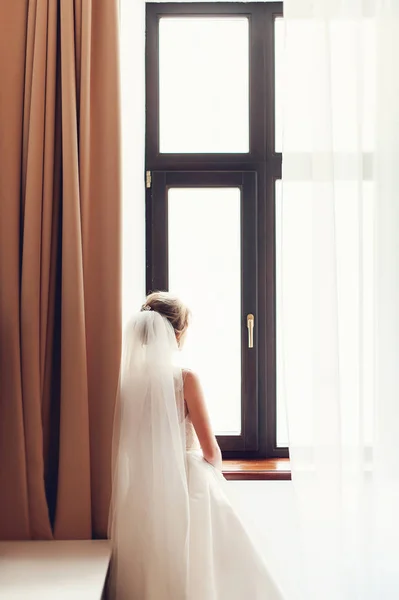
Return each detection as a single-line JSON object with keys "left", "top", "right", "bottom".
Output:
{"left": 222, "top": 459, "right": 291, "bottom": 481}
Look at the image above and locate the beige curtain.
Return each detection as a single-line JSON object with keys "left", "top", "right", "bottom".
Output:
{"left": 0, "top": 0, "right": 121, "bottom": 540}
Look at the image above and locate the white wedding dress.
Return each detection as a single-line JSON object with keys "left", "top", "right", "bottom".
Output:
{"left": 184, "top": 415, "right": 283, "bottom": 600}
{"left": 109, "top": 311, "right": 284, "bottom": 600}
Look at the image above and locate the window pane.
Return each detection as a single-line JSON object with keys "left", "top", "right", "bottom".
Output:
{"left": 275, "top": 181, "right": 289, "bottom": 447}
{"left": 159, "top": 18, "right": 249, "bottom": 154}
{"left": 275, "top": 18, "right": 283, "bottom": 152}
{"left": 168, "top": 188, "right": 241, "bottom": 434}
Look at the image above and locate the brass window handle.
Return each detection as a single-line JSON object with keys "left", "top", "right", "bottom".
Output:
{"left": 247, "top": 314, "right": 254, "bottom": 348}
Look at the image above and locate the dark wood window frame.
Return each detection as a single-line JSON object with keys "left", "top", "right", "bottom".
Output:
{"left": 145, "top": 2, "right": 286, "bottom": 462}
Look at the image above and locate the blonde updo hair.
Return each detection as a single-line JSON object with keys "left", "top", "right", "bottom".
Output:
{"left": 141, "top": 291, "right": 190, "bottom": 340}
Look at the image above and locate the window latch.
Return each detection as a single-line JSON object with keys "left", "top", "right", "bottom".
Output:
{"left": 247, "top": 314, "right": 254, "bottom": 348}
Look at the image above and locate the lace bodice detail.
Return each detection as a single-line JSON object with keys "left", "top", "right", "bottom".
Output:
{"left": 185, "top": 413, "right": 201, "bottom": 451}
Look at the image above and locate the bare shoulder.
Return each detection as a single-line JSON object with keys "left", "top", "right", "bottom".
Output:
{"left": 182, "top": 369, "right": 202, "bottom": 395}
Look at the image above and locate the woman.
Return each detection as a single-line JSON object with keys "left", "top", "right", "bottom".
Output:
{"left": 109, "top": 292, "right": 284, "bottom": 600}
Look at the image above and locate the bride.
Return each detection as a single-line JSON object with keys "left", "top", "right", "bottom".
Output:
{"left": 108, "top": 291, "right": 284, "bottom": 600}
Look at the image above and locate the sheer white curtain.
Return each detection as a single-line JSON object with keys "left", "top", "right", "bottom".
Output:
{"left": 282, "top": 1, "right": 399, "bottom": 598}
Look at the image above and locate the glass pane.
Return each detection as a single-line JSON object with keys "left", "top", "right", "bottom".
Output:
{"left": 275, "top": 18, "right": 283, "bottom": 153}
{"left": 275, "top": 181, "right": 289, "bottom": 447}
{"left": 159, "top": 18, "right": 249, "bottom": 154}
{"left": 168, "top": 188, "right": 241, "bottom": 434}
{"left": 275, "top": 181, "right": 374, "bottom": 448}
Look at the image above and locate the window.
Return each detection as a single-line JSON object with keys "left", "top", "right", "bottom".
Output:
{"left": 146, "top": 2, "right": 284, "bottom": 459}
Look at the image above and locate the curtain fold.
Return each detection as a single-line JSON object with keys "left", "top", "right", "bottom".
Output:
{"left": 0, "top": 0, "right": 121, "bottom": 541}
{"left": 20, "top": 0, "right": 59, "bottom": 541}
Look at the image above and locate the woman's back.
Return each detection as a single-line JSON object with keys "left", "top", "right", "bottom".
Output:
{"left": 185, "top": 410, "right": 201, "bottom": 451}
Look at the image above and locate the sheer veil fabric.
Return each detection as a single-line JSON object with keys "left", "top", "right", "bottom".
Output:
{"left": 108, "top": 311, "right": 189, "bottom": 599}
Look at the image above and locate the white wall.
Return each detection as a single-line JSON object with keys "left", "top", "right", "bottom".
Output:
{"left": 120, "top": 0, "right": 146, "bottom": 324}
